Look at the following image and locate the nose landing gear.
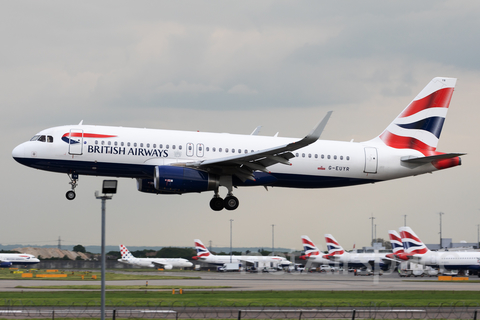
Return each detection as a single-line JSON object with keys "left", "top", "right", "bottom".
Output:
{"left": 66, "top": 173, "right": 78, "bottom": 200}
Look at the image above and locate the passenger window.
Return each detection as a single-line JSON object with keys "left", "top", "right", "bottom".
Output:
{"left": 327, "top": 155, "right": 331, "bottom": 159}
{"left": 179, "top": 145, "right": 182, "bottom": 150}
{"left": 315, "top": 154, "right": 318, "bottom": 159}
{"left": 108, "top": 141, "right": 111, "bottom": 146}
{"left": 347, "top": 156, "right": 350, "bottom": 161}
{"left": 139, "top": 143, "right": 143, "bottom": 148}
{"left": 121, "top": 142, "right": 124, "bottom": 147}
{"left": 114, "top": 141, "right": 118, "bottom": 146}
{"left": 321, "top": 154, "right": 324, "bottom": 159}
{"left": 206, "top": 147, "right": 210, "bottom": 152}
{"left": 295, "top": 153, "right": 299, "bottom": 157}
{"left": 219, "top": 148, "right": 222, "bottom": 152}
{"left": 340, "top": 156, "right": 343, "bottom": 160}
{"left": 308, "top": 154, "right": 311, "bottom": 158}
{"left": 101, "top": 141, "right": 105, "bottom": 145}
{"left": 153, "top": 144, "right": 156, "bottom": 148}
{"left": 334, "top": 155, "right": 337, "bottom": 160}
{"left": 213, "top": 147, "right": 216, "bottom": 152}
{"left": 127, "top": 142, "right": 131, "bottom": 147}
{"left": 302, "top": 153, "right": 305, "bottom": 158}
{"left": 134, "top": 143, "right": 137, "bottom": 147}
{"left": 159, "top": 144, "right": 163, "bottom": 148}
{"left": 225, "top": 148, "right": 229, "bottom": 153}
{"left": 245, "top": 150, "right": 248, "bottom": 154}
{"left": 172, "top": 145, "right": 176, "bottom": 150}
{"left": 95, "top": 140, "right": 99, "bottom": 145}
{"left": 232, "top": 149, "right": 235, "bottom": 153}
{"left": 166, "top": 145, "right": 169, "bottom": 149}
{"left": 238, "top": 149, "right": 241, "bottom": 153}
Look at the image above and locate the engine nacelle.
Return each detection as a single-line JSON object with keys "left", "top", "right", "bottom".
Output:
{"left": 154, "top": 166, "right": 219, "bottom": 194}
{"left": 0, "top": 262, "right": 13, "bottom": 268}
{"left": 163, "top": 264, "right": 173, "bottom": 270}
{"left": 136, "top": 178, "right": 157, "bottom": 194}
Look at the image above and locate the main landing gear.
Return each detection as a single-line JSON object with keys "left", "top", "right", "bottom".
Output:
{"left": 66, "top": 173, "right": 78, "bottom": 200}
{"left": 210, "top": 189, "right": 239, "bottom": 211}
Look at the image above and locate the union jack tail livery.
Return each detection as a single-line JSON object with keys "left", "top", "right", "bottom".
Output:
{"left": 192, "top": 239, "right": 211, "bottom": 260}
{"left": 375, "top": 77, "right": 462, "bottom": 170}
{"left": 119, "top": 244, "right": 136, "bottom": 261}
{"left": 299, "top": 235, "right": 320, "bottom": 260}
{"left": 399, "top": 226, "right": 430, "bottom": 257}
{"left": 386, "top": 230, "right": 407, "bottom": 260}
{"left": 323, "top": 234, "right": 345, "bottom": 259}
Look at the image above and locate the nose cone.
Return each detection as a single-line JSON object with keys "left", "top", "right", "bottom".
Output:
{"left": 186, "top": 261, "right": 193, "bottom": 267}
{"left": 12, "top": 143, "right": 25, "bottom": 160}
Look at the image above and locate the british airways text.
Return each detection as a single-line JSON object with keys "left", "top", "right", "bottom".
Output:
{"left": 87, "top": 146, "right": 169, "bottom": 157}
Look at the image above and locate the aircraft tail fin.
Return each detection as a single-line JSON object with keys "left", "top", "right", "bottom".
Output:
{"left": 377, "top": 77, "right": 456, "bottom": 153}
{"left": 119, "top": 244, "right": 135, "bottom": 261}
{"left": 388, "top": 230, "right": 404, "bottom": 254}
{"left": 324, "top": 234, "right": 345, "bottom": 257}
{"left": 399, "top": 226, "right": 430, "bottom": 256}
{"left": 301, "top": 235, "right": 320, "bottom": 257}
{"left": 193, "top": 239, "right": 211, "bottom": 259}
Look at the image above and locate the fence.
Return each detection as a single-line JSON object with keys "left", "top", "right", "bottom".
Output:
{"left": 0, "top": 301, "right": 479, "bottom": 319}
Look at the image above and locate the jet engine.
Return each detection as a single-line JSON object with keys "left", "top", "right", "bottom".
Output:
{"left": 153, "top": 166, "right": 219, "bottom": 194}
{"left": 163, "top": 264, "right": 173, "bottom": 270}
{"left": 0, "top": 262, "right": 13, "bottom": 268}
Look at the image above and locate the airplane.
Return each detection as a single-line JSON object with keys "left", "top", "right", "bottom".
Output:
{"left": 191, "top": 239, "right": 292, "bottom": 268}
{"left": 399, "top": 227, "right": 480, "bottom": 275}
{"left": 323, "top": 234, "right": 393, "bottom": 270}
{"left": 0, "top": 253, "right": 40, "bottom": 267}
{"left": 117, "top": 245, "right": 193, "bottom": 269}
{"left": 12, "top": 77, "right": 464, "bottom": 211}
{"left": 298, "top": 235, "right": 331, "bottom": 265}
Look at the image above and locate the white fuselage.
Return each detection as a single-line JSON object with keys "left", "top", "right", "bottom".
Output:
{"left": 197, "top": 254, "right": 292, "bottom": 267}
{"left": 117, "top": 257, "right": 193, "bottom": 269}
{"left": 0, "top": 253, "right": 40, "bottom": 265}
{"left": 412, "top": 251, "right": 480, "bottom": 271}
{"left": 12, "top": 124, "right": 439, "bottom": 189}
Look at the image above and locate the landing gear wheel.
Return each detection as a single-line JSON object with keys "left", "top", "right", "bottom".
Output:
{"left": 210, "top": 197, "right": 224, "bottom": 211}
{"left": 66, "top": 190, "right": 76, "bottom": 200}
{"left": 224, "top": 196, "right": 239, "bottom": 211}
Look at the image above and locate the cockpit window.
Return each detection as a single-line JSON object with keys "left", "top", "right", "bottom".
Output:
{"left": 30, "top": 135, "right": 54, "bottom": 143}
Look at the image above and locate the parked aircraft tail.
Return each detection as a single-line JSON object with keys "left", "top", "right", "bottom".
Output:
{"left": 386, "top": 230, "right": 408, "bottom": 260}
{"left": 399, "top": 226, "right": 430, "bottom": 258}
{"left": 119, "top": 244, "right": 136, "bottom": 261}
{"left": 323, "top": 234, "right": 345, "bottom": 259}
{"left": 299, "top": 235, "right": 320, "bottom": 260}
{"left": 192, "top": 239, "right": 211, "bottom": 260}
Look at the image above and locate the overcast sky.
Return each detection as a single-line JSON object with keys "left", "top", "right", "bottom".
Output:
{"left": 2, "top": 1, "right": 480, "bottom": 252}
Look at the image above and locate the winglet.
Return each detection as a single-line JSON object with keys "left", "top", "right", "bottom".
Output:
{"left": 289, "top": 111, "right": 332, "bottom": 149}
{"left": 250, "top": 126, "right": 262, "bottom": 135}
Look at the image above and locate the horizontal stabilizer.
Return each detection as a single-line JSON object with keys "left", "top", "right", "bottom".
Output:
{"left": 401, "top": 153, "right": 465, "bottom": 164}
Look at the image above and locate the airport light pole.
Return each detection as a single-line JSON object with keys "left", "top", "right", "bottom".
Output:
{"left": 272, "top": 224, "right": 275, "bottom": 256}
{"left": 438, "top": 212, "right": 444, "bottom": 249}
{"left": 477, "top": 224, "right": 479, "bottom": 248}
{"left": 229, "top": 219, "right": 234, "bottom": 263}
{"left": 369, "top": 215, "right": 375, "bottom": 246}
{"left": 95, "top": 180, "right": 117, "bottom": 320}
{"left": 403, "top": 215, "right": 407, "bottom": 227}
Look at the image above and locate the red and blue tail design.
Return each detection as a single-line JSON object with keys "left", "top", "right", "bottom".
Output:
{"left": 119, "top": 244, "right": 136, "bottom": 261}
{"left": 399, "top": 227, "right": 429, "bottom": 256}
{"left": 323, "top": 234, "right": 345, "bottom": 259}
{"left": 300, "top": 235, "right": 320, "bottom": 259}
{"left": 192, "top": 239, "right": 211, "bottom": 260}
{"left": 376, "top": 77, "right": 461, "bottom": 170}
{"left": 386, "top": 230, "right": 409, "bottom": 260}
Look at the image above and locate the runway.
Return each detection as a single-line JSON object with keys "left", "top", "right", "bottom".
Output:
{"left": 1, "top": 270, "right": 478, "bottom": 291}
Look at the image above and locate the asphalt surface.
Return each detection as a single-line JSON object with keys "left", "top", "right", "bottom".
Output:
{"left": 1, "top": 270, "right": 478, "bottom": 291}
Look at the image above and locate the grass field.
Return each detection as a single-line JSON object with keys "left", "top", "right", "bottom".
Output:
{"left": 1, "top": 290, "right": 480, "bottom": 307}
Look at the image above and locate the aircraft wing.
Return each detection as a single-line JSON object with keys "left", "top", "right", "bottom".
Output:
{"left": 151, "top": 261, "right": 168, "bottom": 268}
{"left": 181, "top": 112, "right": 332, "bottom": 181}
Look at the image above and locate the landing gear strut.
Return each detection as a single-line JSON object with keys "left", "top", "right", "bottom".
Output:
{"left": 66, "top": 173, "right": 78, "bottom": 200}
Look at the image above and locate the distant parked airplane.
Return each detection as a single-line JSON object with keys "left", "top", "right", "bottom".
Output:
{"left": 12, "top": 77, "right": 463, "bottom": 211}
{"left": 0, "top": 253, "right": 40, "bottom": 267}
{"left": 399, "top": 227, "right": 480, "bottom": 275}
{"left": 192, "top": 239, "right": 291, "bottom": 267}
{"left": 117, "top": 245, "right": 193, "bottom": 269}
